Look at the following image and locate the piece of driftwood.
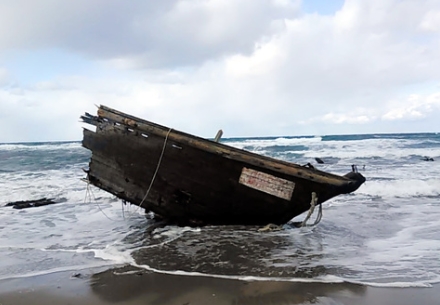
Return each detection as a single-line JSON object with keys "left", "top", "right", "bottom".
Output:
{"left": 315, "top": 157, "right": 325, "bottom": 164}
{"left": 5, "top": 198, "right": 61, "bottom": 209}
{"left": 81, "top": 105, "right": 366, "bottom": 226}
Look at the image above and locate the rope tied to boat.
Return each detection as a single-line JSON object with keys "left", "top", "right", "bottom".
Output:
{"left": 138, "top": 128, "right": 173, "bottom": 210}
{"left": 84, "top": 179, "right": 116, "bottom": 221}
{"left": 300, "top": 192, "right": 323, "bottom": 227}
{"left": 259, "top": 192, "right": 323, "bottom": 231}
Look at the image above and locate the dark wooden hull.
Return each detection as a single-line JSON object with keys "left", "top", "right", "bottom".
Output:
{"left": 81, "top": 106, "right": 365, "bottom": 226}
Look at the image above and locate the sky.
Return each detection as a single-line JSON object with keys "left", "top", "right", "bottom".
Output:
{"left": 0, "top": 0, "right": 439, "bottom": 143}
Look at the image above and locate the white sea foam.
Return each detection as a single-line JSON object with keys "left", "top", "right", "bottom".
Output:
{"left": 227, "top": 136, "right": 322, "bottom": 150}
{"left": 0, "top": 165, "right": 109, "bottom": 205}
{"left": 225, "top": 137, "right": 440, "bottom": 183}
{"left": 358, "top": 178, "right": 440, "bottom": 198}
{"left": 302, "top": 138, "right": 440, "bottom": 160}
{"left": 0, "top": 142, "right": 82, "bottom": 151}
{"left": 92, "top": 247, "right": 135, "bottom": 264}
{"left": 344, "top": 280, "right": 434, "bottom": 288}
{"left": 130, "top": 262, "right": 436, "bottom": 288}
{"left": 153, "top": 225, "right": 201, "bottom": 237}
{"left": 132, "top": 262, "right": 346, "bottom": 284}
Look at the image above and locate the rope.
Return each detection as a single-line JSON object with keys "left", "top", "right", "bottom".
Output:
{"left": 300, "top": 192, "right": 323, "bottom": 227}
{"left": 138, "top": 128, "right": 172, "bottom": 210}
{"left": 84, "top": 180, "right": 115, "bottom": 221}
{"left": 313, "top": 203, "right": 323, "bottom": 225}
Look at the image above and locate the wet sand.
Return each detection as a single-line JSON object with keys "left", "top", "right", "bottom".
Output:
{"left": 0, "top": 266, "right": 438, "bottom": 305}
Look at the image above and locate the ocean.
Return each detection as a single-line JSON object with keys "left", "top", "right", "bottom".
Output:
{"left": 1, "top": 133, "right": 439, "bottom": 288}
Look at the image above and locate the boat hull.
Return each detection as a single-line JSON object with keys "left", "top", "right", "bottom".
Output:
{"left": 82, "top": 106, "right": 365, "bottom": 226}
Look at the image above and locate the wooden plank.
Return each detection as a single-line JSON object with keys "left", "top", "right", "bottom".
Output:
{"left": 239, "top": 167, "right": 295, "bottom": 200}
{"left": 95, "top": 105, "right": 352, "bottom": 186}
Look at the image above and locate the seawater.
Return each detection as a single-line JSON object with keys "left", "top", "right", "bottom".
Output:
{"left": 0, "top": 133, "right": 439, "bottom": 287}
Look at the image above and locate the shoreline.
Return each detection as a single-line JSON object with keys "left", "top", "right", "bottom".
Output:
{"left": 0, "top": 265, "right": 439, "bottom": 305}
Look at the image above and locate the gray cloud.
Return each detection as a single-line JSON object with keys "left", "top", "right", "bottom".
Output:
{"left": 0, "top": 67, "right": 9, "bottom": 86}
{"left": 0, "top": 0, "right": 440, "bottom": 142}
{"left": 0, "top": 0, "right": 300, "bottom": 67}
{"left": 232, "top": 0, "right": 440, "bottom": 116}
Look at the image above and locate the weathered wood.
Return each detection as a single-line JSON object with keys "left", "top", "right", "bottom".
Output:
{"left": 5, "top": 198, "right": 63, "bottom": 209}
{"left": 89, "top": 107, "right": 356, "bottom": 186}
{"left": 315, "top": 157, "right": 325, "bottom": 164}
{"left": 81, "top": 105, "right": 366, "bottom": 226}
{"left": 214, "top": 129, "right": 223, "bottom": 142}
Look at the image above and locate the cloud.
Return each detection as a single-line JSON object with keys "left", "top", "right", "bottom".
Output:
{"left": 299, "top": 110, "right": 376, "bottom": 125}
{"left": 420, "top": 10, "right": 440, "bottom": 32}
{"left": 1, "top": 0, "right": 440, "bottom": 142}
{"left": 382, "top": 93, "right": 440, "bottom": 121}
{"left": 212, "top": 0, "right": 440, "bottom": 128}
{"left": 0, "top": 0, "right": 300, "bottom": 68}
{"left": 297, "top": 92, "right": 440, "bottom": 128}
{"left": 0, "top": 81, "right": 94, "bottom": 142}
{"left": 0, "top": 67, "right": 10, "bottom": 86}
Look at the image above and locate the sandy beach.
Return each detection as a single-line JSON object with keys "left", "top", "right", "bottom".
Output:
{"left": 0, "top": 266, "right": 438, "bottom": 305}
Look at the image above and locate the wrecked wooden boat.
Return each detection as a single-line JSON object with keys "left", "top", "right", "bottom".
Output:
{"left": 81, "top": 105, "right": 365, "bottom": 226}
